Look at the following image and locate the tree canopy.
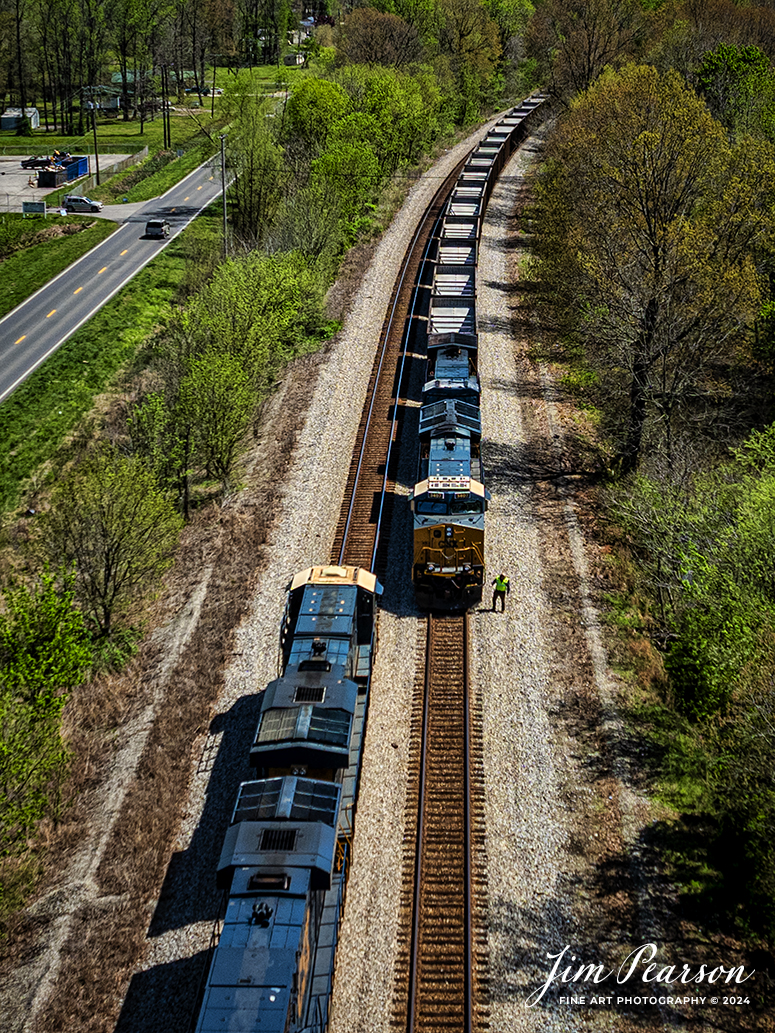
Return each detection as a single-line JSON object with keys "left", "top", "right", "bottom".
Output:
{"left": 538, "top": 63, "right": 775, "bottom": 472}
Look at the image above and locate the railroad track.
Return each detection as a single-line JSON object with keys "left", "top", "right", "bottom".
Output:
{"left": 393, "top": 614, "right": 490, "bottom": 1033}
{"left": 331, "top": 157, "right": 469, "bottom": 573}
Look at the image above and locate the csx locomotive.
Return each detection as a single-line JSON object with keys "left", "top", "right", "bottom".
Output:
{"left": 194, "top": 565, "right": 381, "bottom": 1033}
{"left": 411, "top": 94, "right": 547, "bottom": 610}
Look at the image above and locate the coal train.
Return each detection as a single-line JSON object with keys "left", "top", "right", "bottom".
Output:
{"left": 192, "top": 96, "right": 546, "bottom": 1033}
{"left": 194, "top": 565, "right": 381, "bottom": 1033}
{"left": 411, "top": 93, "right": 547, "bottom": 609}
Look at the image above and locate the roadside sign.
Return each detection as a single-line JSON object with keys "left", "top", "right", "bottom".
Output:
{"left": 22, "top": 200, "right": 46, "bottom": 216}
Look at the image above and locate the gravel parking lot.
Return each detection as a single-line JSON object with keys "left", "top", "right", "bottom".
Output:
{"left": 0, "top": 154, "right": 132, "bottom": 214}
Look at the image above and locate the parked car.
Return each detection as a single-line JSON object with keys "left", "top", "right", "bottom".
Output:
{"left": 63, "top": 195, "right": 103, "bottom": 212}
{"left": 145, "top": 219, "right": 171, "bottom": 239}
{"left": 20, "top": 156, "right": 52, "bottom": 169}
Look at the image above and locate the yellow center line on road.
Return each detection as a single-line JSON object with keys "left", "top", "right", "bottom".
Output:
{"left": 98, "top": 267, "right": 107, "bottom": 274}
{"left": 46, "top": 309, "right": 56, "bottom": 318}
{"left": 170, "top": 207, "right": 176, "bottom": 212}
{"left": 184, "top": 196, "right": 190, "bottom": 201}
{"left": 15, "top": 335, "right": 26, "bottom": 344}
{"left": 120, "top": 249, "right": 128, "bottom": 255}
{"left": 73, "top": 287, "right": 83, "bottom": 294}
{"left": 197, "top": 185, "right": 202, "bottom": 190}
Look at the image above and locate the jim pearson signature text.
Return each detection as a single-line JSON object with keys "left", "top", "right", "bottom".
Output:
{"left": 526, "top": 943, "right": 755, "bottom": 1007}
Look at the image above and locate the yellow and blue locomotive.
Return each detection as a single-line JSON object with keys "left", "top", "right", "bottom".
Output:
{"left": 411, "top": 94, "right": 547, "bottom": 609}
{"left": 195, "top": 565, "right": 381, "bottom": 1033}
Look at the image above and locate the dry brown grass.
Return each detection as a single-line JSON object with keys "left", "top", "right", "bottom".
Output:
{"left": 0, "top": 350, "right": 325, "bottom": 1032}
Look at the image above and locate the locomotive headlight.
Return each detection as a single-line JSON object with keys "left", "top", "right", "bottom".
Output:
{"left": 446, "top": 526, "right": 453, "bottom": 537}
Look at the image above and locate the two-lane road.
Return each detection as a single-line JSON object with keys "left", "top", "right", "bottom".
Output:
{"left": 0, "top": 159, "right": 225, "bottom": 403}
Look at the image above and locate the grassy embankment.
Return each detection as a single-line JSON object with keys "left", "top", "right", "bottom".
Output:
{"left": 0, "top": 216, "right": 117, "bottom": 319}
{"left": 0, "top": 99, "right": 236, "bottom": 513}
{"left": 0, "top": 210, "right": 223, "bottom": 513}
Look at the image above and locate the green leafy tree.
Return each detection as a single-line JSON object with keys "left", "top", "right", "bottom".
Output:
{"left": 179, "top": 351, "right": 257, "bottom": 490}
{"left": 39, "top": 451, "right": 183, "bottom": 636}
{"left": 611, "top": 423, "right": 775, "bottom": 718}
{"left": 225, "top": 71, "right": 285, "bottom": 246}
{"left": 696, "top": 43, "right": 775, "bottom": 140}
{"left": 129, "top": 388, "right": 196, "bottom": 518}
{"left": 0, "top": 694, "right": 69, "bottom": 854}
{"left": 538, "top": 64, "right": 775, "bottom": 472}
{"left": 311, "top": 139, "right": 382, "bottom": 228}
{"left": 183, "top": 251, "right": 326, "bottom": 388}
{"left": 284, "top": 77, "right": 351, "bottom": 154}
{"left": 0, "top": 570, "right": 92, "bottom": 706}
{"left": 0, "top": 570, "right": 90, "bottom": 854}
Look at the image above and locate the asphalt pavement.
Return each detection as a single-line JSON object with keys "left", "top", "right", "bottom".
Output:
{"left": 0, "top": 158, "right": 224, "bottom": 403}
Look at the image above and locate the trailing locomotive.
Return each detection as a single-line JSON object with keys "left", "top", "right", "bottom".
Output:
{"left": 411, "top": 94, "right": 547, "bottom": 610}
{"left": 195, "top": 565, "right": 381, "bottom": 1033}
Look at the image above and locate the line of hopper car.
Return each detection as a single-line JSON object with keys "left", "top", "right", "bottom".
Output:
{"left": 193, "top": 95, "right": 546, "bottom": 1033}
{"left": 411, "top": 92, "right": 547, "bottom": 610}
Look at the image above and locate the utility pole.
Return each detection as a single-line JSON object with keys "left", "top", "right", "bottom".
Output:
{"left": 92, "top": 106, "right": 101, "bottom": 185}
{"left": 220, "top": 133, "right": 227, "bottom": 256}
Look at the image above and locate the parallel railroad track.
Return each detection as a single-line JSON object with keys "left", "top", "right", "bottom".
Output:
{"left": 393, "top": 614, "right": 490, "bottom": 1033}
{"left": 331, "top": 158, "right": 469, "bottom": 574}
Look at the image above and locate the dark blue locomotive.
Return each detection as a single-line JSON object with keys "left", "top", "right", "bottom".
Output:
{"left": 195, "top": 565, "right": 381, "bottom": 1033}
{"left": 411, "top": 94, "right": 547, "bottom": 610}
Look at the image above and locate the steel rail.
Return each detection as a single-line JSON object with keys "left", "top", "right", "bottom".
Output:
{"left": 406, "top": 616, "right": 433, "bottom": 1033}
{"left": 369, "top": 213, "right": 440, "bottom": 571}
{"left": 336, "top": 152, "right": 471, "bottom": 567}
{"left": 406, "top": 614, "right": 473, "bottom": 1033}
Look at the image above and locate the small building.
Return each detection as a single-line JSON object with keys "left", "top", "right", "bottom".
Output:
{"left": 1, "top": 107, "right": 40, "bottom": 130}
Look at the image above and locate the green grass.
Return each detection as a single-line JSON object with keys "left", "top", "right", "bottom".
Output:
{"left": 0, "top": 102, "right": 223, "bottom": 157}
{"left": 94, "top": 136, "right": 219, "bottom": 204}
{"left": 0, "top": 227, "right": 200, "bottom": 511}
{"left": 0, "top": 217, "right": 117, "bottom": 319}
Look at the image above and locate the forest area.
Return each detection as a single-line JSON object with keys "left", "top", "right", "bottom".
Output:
{"left": 0, "top": 0, "right": 774, "bottom": 970}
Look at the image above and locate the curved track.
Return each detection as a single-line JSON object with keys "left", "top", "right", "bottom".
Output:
{"left": 331, "top": 157, "right": 468, "bottom": 574}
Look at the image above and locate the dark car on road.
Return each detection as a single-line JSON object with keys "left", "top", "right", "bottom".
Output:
{"left": 145, "top": 219, "right": 171, "bottom": 239}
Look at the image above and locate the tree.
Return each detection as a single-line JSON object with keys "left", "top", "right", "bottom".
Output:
{"left": 0, "top": 570, "right": 92, "bottom": 705}
{"left": 538, "top": 64, "right": 775, "bottom": 473}
{"left": 179, "top": 351, "right": 257, "bottom": 490}
{"left": 0, "top": 570, "right": 90, "bottom": 854}
{"left": 525, "top": 0, "right": 642, "bottom": 101}
{"left": 225, "top": 74, "right": 284, "bottom": 245}
{"left": 336, "top": 8, "right": 424, "bottom": 68}
{"left": 284, "top": 76, "right": 351, "bottom": 154}
{"left": 39, "top": 451, "right": 183, "bottom": 636}
{"left": 696, "top": 43, "right": 775, "bottom": 140}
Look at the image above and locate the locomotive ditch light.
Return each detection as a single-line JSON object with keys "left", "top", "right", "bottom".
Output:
{"left": 427, "top": 563, "right": 436, "bottom": 572}
{"left": 463, "top": 564, "right": 472, "bottom": 572}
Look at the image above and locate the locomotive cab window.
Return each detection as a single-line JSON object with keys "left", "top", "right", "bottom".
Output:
{"left": 416, "top": 497, "right": 448, "bottom": 515}
{"left": 449, "top": 495, "right": 483, "bottom": 514}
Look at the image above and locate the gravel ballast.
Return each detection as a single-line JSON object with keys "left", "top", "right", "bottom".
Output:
{"left": 111, "top": 117, "right": 509, "bottom": 1033}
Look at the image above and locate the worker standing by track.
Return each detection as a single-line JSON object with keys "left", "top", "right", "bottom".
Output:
{"left": 491, "top": 572, "right": 510, "bottom": 612}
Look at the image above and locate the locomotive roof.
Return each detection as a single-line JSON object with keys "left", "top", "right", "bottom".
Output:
{"left": 262, "top": 665, "right": 358, "bottom": 712}
{"left": 289, "top": 564, "right": 381, "bottom": 595}
{"left": 413, "top": 476, "right": 487, "bottom": 497}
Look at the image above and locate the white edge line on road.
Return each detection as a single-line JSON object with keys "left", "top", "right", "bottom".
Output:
{"left": 0, "top": 157, "right": 221, "bottom": 341}
{"left": 0, "top": 183, "right": 228, "bottom": 405}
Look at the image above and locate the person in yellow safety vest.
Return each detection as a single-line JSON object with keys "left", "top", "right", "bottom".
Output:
{"left": 491, "top": 572, "right": 510, "bottom": 612}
